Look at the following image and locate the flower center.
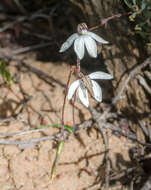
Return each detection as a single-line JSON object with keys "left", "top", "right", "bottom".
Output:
{"left": 79, "top": 80, "right": 87, "bottom": 98}
{"left": 79, "top": 74, "right": 94, "bottom": 98}
{"left": 77, "top": 23, "right": 88, "bottom": 35}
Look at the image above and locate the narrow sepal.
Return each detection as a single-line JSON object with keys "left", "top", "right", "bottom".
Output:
{"left": 84, "top": 35, "right": 97, "bottom": 58}
{"left": 89, "top": 71, "right": 113, "bottom": 80}
{"left": 78, "top": 85, "right": 89, "bottom": 107}
{"left": 74, "top": 36, "right": 85, "bottom": 60}
{"left": 91, "top": 80, "right": 102, "bottom": 102}
{"left": 87, "top": 32, "right": 109, "bottom": 44}
{"left": 59, "top": 33, "right": 79, "bottom": 52}
{"left": 67, "top": 80, "right": 80, "bottom": 100}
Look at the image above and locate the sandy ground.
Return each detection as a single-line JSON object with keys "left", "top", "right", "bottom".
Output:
{"left": 0, "top": 58, "right": 134, "bottom": 190}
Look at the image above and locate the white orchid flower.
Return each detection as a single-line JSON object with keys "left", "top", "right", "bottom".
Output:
{"left": 59, "top": 23, "right": 109, "bottom": 60}
{"left": 67, "top": 71, "right": 113, "bottom": 107}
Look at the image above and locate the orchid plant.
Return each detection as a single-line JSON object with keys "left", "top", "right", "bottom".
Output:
{"left": 51, "top": 23, "right": 113, "bottom": 180}
{"left": 60, "top": 23, "right": 112, "bottom": 108}
{"left": 59, "top": 23, "right": 109, "bottom": 60}
{"left": 67, "top": 71, "right": 113, "bottom": 107}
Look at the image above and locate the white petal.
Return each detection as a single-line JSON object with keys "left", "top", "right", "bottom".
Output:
{"left": 87, "top": 31, "right": 109, "bottom": 44}
{"left": 59, "top": 33, "right": 79, "bottom": 52}
{"left": 91, "top": 80, "right": 102, "bottom": 102}
{"left": 67, "top": 80, "right": 80, "bottom": 100}
{"left": 89, "top": 71, "right": 113, "bottom": 80}
{"left": 74, "top": 36, "right": 85, "bottom": 60}
{"left": 78, "top": 85, "right": 89, "bottom": 107}
{"left": 84, "top": 35, "right": 97, "bottom": 58}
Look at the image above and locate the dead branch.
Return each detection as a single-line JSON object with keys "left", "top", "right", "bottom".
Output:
{"left": 0, "top": 133, "right": 58, "bottom": 145}
{"left": 89, "top": 12, "right": 132, "bottom": 31}
{"left": 97, "top": 56, "right": 151, "bottom": 122}
{"left": 0, "top": 127, "right": 50, "bottom": 137}
{"left": 110, "top": 167, "right": 137, "bottom": 181}
{"left": 0, "top": 51, "right": 66, "bottom": 88}
{"left": 12, "top": 42, "right": 54, "bottom": 55}
{"left": 0, "top": 6, "right": 56, "bottom": 33}
{"left": 137, "top": 75, "right": 151, "bottom": 94}
{"left": 19, "top": 61, "right": 66, "bottom": 88}
{"left": 138, "top": 119, "right": 151, "bottom": 142}
{"left": 0, "top": 117, "right": 27, "bottom": 124}
{"left": 0, "top": 17, "right": 26, "bottom": 33}
{"left": 0, "top": 120, "right": 92, "bottom": 145}
{"left": 97, "top": 124, "right": 110, "bottom": 189}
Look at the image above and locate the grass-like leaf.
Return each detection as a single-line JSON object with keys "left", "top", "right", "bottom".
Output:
{"left": 0, "top": 61, "right": 14, "bottom": 86}
{"left": 51, "top": 141, "right": 64, "bottom": 180}
{"left": 36, "top": 123, "right": 74, "bottom": 134}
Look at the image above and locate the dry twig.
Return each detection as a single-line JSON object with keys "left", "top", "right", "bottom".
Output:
{"left": 89, "top": 12, "right": 132, "bottom": 31}
{"left": 97, "top": 56, "right": 151, "bottom": 122}
{"left": 12, "top": 42, "right": 54, "bottom": 55}
{"left": 18, "top": 61, "right": 66, "bottom": 88}
{"left": 0, "top": 120, "right": 92, "bottom": 145}
{"left": 89, "top": 107, "right": 110, "bottom": 189}
{"left": 137, "top": 75, "right": 151, "bottom": 94}
{"left": 98, "top": 124, "right": 110, "bottom": 189}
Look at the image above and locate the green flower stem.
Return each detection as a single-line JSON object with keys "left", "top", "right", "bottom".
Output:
{"left": 51, "top": 141, "right": 64, "bottom": 180}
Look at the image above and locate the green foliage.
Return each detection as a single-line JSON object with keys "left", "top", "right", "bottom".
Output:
{"left": 37, "top": 123, "right": 74, "bottom": 180}
{"left": 51, "top": 141, "right": 64, "bottom": 180}
{"left": 0, "top": 61, "right": 13, "bottom": 86}
{"left": 123, "top": 0, "right": 151, "bottom": 44}
{"left": 37, "top": 123, "right": 74, "bottom": 134}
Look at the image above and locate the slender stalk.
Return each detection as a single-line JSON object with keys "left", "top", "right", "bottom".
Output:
{"left": 61, "top": 67, "right": 73, "bottom": 136}
{"left": 61, "top": 57, "right": 80, "bottom": 135}
{"left": 72, "top": 93, "right": 76, "bottom": 130}
{"left": 71, "top": 57, "right": 81, "bottom": 131}
{"left": 76, "top": 57, "right": 80, "bottom": 73}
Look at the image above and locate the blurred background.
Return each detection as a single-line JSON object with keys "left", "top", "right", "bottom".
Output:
{"left": 0, "top": 0, "right": 151, "bottom": 189}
